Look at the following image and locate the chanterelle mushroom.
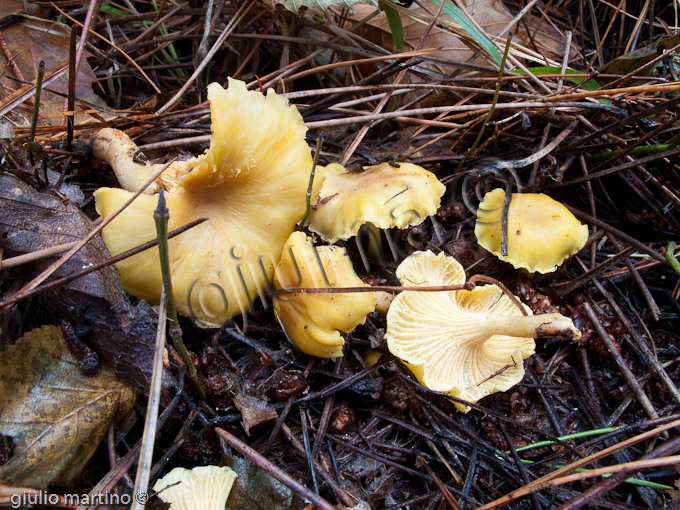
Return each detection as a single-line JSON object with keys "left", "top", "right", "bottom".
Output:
{"left": 273, "top": 231, "right": 375, "bottom": 358}
{"left": 153, "top": 465, "right": 237, "bottom": 510}
{"left": 385, "top": 251, "right": 581, "bottom": 412}
{"left": 474, "top": 188, "right": 588, "bottom": 273}
{"left": 307, "top": 162, "right": 446, "bottom": 243}
{"left": 92, "top": 78, "right": 313, "bottom": 326}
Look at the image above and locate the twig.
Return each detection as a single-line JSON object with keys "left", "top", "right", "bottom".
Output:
{"left": 52, "top": 4, "right": 161, "bottom": 94}
{"left": 130, "top": 287, "right": 167, "bottom": 510}
{"left": 215, "top": 427, "right": 336, "bottom": 510}
{"left": 340, "top": 0, "right": 447, "bottom": 164}
{"left": 565, "top": 206, "right": 668, "bottom": 265}
{"left": 581, "top": 302, "right": 657, "bottom": 420}
{"left": 0, "top": 218, "right": 207, "bottom": 309}
{"left": 305, "top": 101, "right": 621, "bottom": 130}
{"left": 153, "top": 191, "right": 205, "bottom": 400}
{"left": 556, "top": 435, "right": 680, "bottom": 510}
{"left": 476, "top": 418, "right": 680, "bottom": 510}
{"left": 156, "top": 0, "right": 255, "bottom": 115}
{"left": 273, "top": 283, "right": 474, "bottom": 294}
{"left": 0, "top": 241, "right": 78, "bottom": 270}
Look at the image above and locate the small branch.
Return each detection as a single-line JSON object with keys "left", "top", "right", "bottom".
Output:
{"left": 0, "top": 218, "right": 207, "bottom": 310}
{"left": 215, "top": 427, "right": 336, "bottom": 510}
{"left": 130, "top": 287, "right": 167, "bottom": 510}
{"left": 153, "top": 192, "right": 205, "bottom": 400}
{"left": 273, "top": 283, "right": 475, "bottom": 294}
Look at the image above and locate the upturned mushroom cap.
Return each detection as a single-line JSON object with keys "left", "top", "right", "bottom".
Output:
{"left": 385, "top": 251, "right": 581, "bottom": 412}
{"left": 93, "top": 78, "right": 313, "bottom": 326}
{"left": 474, "top": 188, "right": 588, "bottom": 273}
{"left": 307, "top": 162, "right": 446, "bottom": 242}
{"left": 153, "top": 465, "right": 237, "bottom": 510}
{"left": 273, "top": 231, "right": 376, "bottom": 358}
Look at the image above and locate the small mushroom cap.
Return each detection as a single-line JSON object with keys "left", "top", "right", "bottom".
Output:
{"left": 307, "top": 162, "right": 446, "bottom": 242}
{"left": 474, "top": 188, "right": 589, "bottom": 273}
{"left": 273, "top": 232, "right": 376, "bottom": 358}
{"left": 153, "top": 465, "right": 237, "bottom": 510}
{"left": 386, "top": 251, "right": 577, "bottom": 412}
{"left": 94, "top": 79, "right": 313, "bottom": 326}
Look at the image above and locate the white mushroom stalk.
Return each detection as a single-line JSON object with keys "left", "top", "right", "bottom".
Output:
{"left": 385, "top": 251, "right": 581, "bottom": 412}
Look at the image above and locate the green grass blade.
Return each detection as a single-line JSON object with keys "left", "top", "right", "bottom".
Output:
{"left": 383, "top": 3, "right": 404, "bottom": 51}
{"left": 431, "top": 0, "right": 502, "bottom": 65}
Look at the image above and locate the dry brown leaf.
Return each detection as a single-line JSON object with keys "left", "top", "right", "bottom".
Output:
{"left": 233, "top": 393, "right": 278, "bottom": 435}
{"left": 0, "top": 0, "right": 105, "bottom": 125}
{"left": 0, "top": 325, "right": 136, "bottom": 489}
{"left": 346, "top": 1, "right": 576, "bottom": 76}
{"left": 0, "top": 172, "right": 161, "bottom": 396}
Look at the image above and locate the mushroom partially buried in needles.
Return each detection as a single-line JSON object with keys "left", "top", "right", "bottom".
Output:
{"left": 475, "top": 188, "right": 588, "bottom": 273}
{"left": 307, "top": 162, "right": 446, "bottom": 243}
{"left": 153, "top": 465, "right": 237, "bottom": 510}
{"left": 273, "top": 231, "right": 376, "bottom": 358}
{"left": 89, "top": 79, "right": 314, "bottom": 327}
{"left": 385, "top": 251, "right": 581, "bottom": 412}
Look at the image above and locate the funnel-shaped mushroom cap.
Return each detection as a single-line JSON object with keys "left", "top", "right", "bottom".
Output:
{"left": 307, "top": 162, "right": 446, "bottom": 242}
{"left": 385, "top": 251, "right": 580, "bottom": 412}
{"left": 273, "top": 232, "right": 376, "bottom": 358}
{"left": 94, "top": 79, "right": 313, "bottom": 327}
{"left": 153, "top": 465, "right": 237, "bottom": 510}
{"left": 474, "top": 188, "right": 588, "bottom": 273}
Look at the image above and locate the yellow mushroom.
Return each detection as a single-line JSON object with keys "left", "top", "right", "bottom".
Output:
{"left": 91, "top": 78, "right": 313, "bottom": 327}
{"left": 153, "top": 465, "right": 237, "bottom": 510}
{"left": 474, "top": 188, "right": 588, "bottom": 273}
{"left": 307, "top": 162, "right": 446, "bottom": 243}
{"left": 273, "top": 231, "right": 376, "bottom": 358}
{"left": 385, "top": 251, "right": 581, "bottom": 412}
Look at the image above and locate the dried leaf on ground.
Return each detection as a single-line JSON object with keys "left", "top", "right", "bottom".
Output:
{"left": 232, "top": 393, "right": 278, "bottom": 435}
{"left": 0, "top": 0, "right": 105, "bottom": 124}
{"left": 0, "top": 172, "right": 161, "bottom": 395}
{"left": 347, "top": 1, "right": 576, "bottom": 72}
{"left": 0, "top": 325, "right": 136, "bottom": 489}
{"left": 599, "top": 32, "right": 680, "bottom": 78}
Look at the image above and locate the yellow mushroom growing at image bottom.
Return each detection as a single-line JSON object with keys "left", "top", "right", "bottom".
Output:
{"left": 385, "top": 251, "right": 581, "bottom": 412}
{"left": 474, "top": 188, "right": 589, "bottom": 273}
{"left": 273, "top": 231, "right": 376, "bottom": 358}
{"left": 307, "top": 162, "right": 446, "bottom": 243}
{"left": 90, "top": 78, "right": 314, "bottom": 327}
{"left": 153, "top": 465, "right": 237, "bottom": 510}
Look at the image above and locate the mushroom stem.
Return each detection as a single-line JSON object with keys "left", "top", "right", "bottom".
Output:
{"left": 478, "top": 312, "right": 581, "bottom": 341}
{"left": 82, "top": 128, "right": 162, "bottom": 193}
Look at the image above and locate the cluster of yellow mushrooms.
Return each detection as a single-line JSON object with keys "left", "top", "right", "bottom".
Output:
{"left": 87, "top": 79, "right": 585, "bottom": 413}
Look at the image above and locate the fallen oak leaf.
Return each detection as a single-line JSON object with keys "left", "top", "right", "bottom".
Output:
{"left": 0, "top": 172, "right": 161, "bottom": 396}
{"left": 0, "top": 325, "right": 136, "bottom": 489}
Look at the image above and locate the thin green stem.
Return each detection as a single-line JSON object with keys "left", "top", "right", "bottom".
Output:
{"left": 510, "top": 427, "right": 616, "bottom": 454}
{"left": 29, "top": 61, "right": 44, "bottom": 145}
{"left": 666, "top": 241, "right": 680, "bottom": 276}
{"left": 518, "top": 459, "right": 672, "bottom": 490}
{"left": 297, "top": 135, "right": 324, "bottom": 229}
{"left": 27, "top": 60, "right": 45, "bottom": 167}
{"left": 154, "top": 192, "right": 206, "bottom": 400}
